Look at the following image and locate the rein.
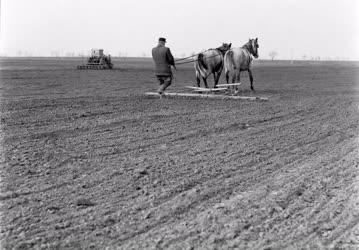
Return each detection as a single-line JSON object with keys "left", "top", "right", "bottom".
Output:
{"left": 174, "top": 49, "right": 210, "bottom": 63}
{"left": 174, "top": 48, "right": 223, "bottom": 65}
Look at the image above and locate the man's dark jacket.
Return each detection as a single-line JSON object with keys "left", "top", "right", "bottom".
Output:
{"left": 152, "top": 44, "right": 175, "bottom": 76}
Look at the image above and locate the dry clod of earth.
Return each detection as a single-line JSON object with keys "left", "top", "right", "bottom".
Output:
{"left": 75, "top": 198, "right": 95, "bottom": 207}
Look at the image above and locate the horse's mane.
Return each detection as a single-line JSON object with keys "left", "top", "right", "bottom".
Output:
{"left": 241, "top": 41, "right": 253, "bottom": 53}
{"left": 215, "top": 44, "right": 231, "bottom": 55}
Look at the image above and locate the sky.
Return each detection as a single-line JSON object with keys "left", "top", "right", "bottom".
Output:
{"left": 0, "top": 0, "right": 358, "bottom": 60}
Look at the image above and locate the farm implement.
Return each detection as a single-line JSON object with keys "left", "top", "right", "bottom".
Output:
{"left": 77, "top": 49, "right": 113, "bottom": 70}
{"left": 145, "top": 83, "right": 269, "bottom": 101}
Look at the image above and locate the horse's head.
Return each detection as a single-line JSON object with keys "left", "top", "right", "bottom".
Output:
{"left": 217, "top": 43, "right": 232, "bottom": 55}
{"left": 250, "top": 38, "right": 259, "bottom": 58}
{"left": 243, "top": 38, "right": 259, "bottom": 58}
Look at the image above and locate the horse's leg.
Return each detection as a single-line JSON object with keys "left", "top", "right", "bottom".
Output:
{"left": 214, "top": 71, "right": 222, "bottom": 88}
{"left": 213, "top": 72, "right": 221, "bottom": 88}
{"left": 212, "top": 72, "right": 217, "bottom": 88}
{"left": 195, "top": 71, "right": 201, "bottom": 87}
{"left": 225, "top": 70, "right": 230, "bottom": 84}
{"left": 232, "top": 72, "right": 237, "bottom": 84}
{"left": 202, "top": 77, "right": 209, "bottom": 88}
{"left": 237, "top": 70, "right": 241, "bottom": 83}
{"left": 213, "top": 73, "right": 217, "bottom": 88}
{"left": 248, "top": 69, "right": 254, "bottom": 91}
{"left": 235, "top": 71, "right": 241, "bottom": 93}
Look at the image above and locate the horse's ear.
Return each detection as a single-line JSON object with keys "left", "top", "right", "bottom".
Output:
{"left": 255, "top": 37, "right": 258, "bottom": 41}
{"left": 229, "top": 43, "right": 232, "bottom": 48}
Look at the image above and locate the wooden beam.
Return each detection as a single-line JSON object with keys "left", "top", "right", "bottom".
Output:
{"left": 216, "top": 83, "right": 242, "bottom": 87}
{"left": 185, "top": 86, "right": 208, "bottom": 91}
{"left": 185, "top": 86, "right": 227, "bottom": 91}
{"left": 145, "top": 92, "right": 269, "bottom": 101}
{"left": 192, "top": 88, "right": 227, "bottom": 92}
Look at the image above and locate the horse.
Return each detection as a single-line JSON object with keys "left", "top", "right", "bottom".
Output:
{"left": 224, "top": 38, "right": 259, "bottom": 91}
{"left": 194, "top": 43, "right": 232, "bottom": 88}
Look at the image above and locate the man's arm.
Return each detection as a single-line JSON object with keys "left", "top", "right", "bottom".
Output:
{"left": 166, "top": 48, "right": 175, "bottom": 66}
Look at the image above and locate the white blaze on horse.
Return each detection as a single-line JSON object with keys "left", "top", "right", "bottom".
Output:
{"left": 224, "top": 38, "right": 259, "bottom": 91}
{"left": 194, "top": 43, "right": 232, "bottom": 88}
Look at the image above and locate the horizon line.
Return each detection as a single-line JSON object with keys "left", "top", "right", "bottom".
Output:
{"left": 1, "top": 56, "right": 358, "bottom": 62}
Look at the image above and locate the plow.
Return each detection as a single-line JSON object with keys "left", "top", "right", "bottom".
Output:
{"left": 145, "top": 83, "right": 269, "bottom": 101}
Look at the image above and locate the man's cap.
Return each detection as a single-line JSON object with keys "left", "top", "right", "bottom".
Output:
{"left": 159, "top": 37, "right": 166, "bottom": 43}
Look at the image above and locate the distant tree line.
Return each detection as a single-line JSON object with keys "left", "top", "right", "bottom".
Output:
{"left": 6, "top": 50, "right": 352, "bottom": 61}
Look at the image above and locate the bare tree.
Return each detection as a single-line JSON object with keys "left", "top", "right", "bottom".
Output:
{"left": 269, "top": 51, "right": 278, "bottom": 60}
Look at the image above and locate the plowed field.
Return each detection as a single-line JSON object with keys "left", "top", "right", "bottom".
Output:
{"left": 1, "top": 58, "right": 358, "bottom": 249}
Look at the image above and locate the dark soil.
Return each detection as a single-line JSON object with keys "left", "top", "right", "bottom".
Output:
{"left": 0, "top": 58, "right": 358, "bottom": 249}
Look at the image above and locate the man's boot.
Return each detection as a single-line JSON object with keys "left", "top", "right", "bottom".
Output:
{"left": 158, "top": 81, "right": 171, "bottom": 94}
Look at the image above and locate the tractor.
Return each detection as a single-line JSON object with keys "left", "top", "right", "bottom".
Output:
{"left": 77, "top": 49, "right": 113, "bottom": 69}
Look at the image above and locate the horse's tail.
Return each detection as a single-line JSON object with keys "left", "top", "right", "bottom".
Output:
{"left": 197, "top": 53, "right": 208, "bottom": 70}
{"left": 224, "top": 50, "right": 235, "bottom": 72}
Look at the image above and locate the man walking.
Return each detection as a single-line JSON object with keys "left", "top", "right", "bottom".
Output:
{"left": 152, "top": 37, "right": 175, "bottom": 94}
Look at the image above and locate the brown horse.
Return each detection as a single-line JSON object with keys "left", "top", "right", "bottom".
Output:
{"left": 194, "top": 43, "right": 232, "bottom": 88}
{"left": 224, "top": 38, "right": 259, "bottom": 91}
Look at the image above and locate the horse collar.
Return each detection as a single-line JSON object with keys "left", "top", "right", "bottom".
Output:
{"left": 216, "top": 47, "right": 227, "bottom": 56}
